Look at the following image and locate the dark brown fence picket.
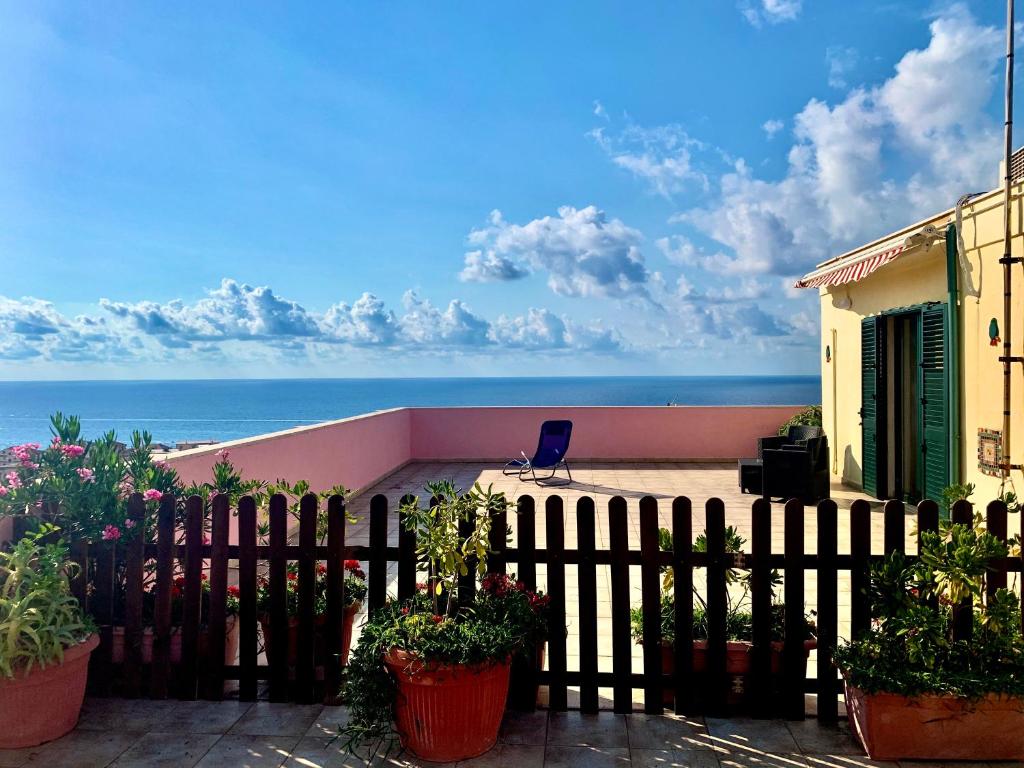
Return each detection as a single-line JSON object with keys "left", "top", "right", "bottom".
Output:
{"left": 488, "top": 497, "right": 507, "bottom": 575}
{"left": 517, "top": 495, "right": 536, "bottom": 590}
{"left": 704, "top": 497, "right": 728, "bottom": 716}
{"left": 883, "top": 499, "right": 905, "bottom": 554}
{"left": 608, "top": 495, "right": 631, "bottom": 714}
{"left": 205, "top": 494, "right": 229, "bottom": 701}
{"left": 639, "top": 496, "right": 663, "bottom": 714}
{"left": 324, "top": 494, "right": 347, "bottom": 703}
{"left": 236, "top": 495, "right": 258, "bottom": 702}
{"left": 545, "top": 496, "right": 567, "bottom": 711}
{"left": 295, "top": 494, "right": 317, "bottom": 703}
{"left": 986, "top": 499, "right": 1008, "bottom": 597}
{"left": 815, "top": 499, "right": 839, "bottom": 724}
{"left": 150, "top": 495, "right": 176, "bottom": 699}
{"left": 268, "top": 494, "right": 289, "bottom": 702}
{"left": 749, "top": 496, "right": 771, "bottom": 718}
{"left": 575, "top": 496, "right": 599, "bottom": 714}
{"left": 397, "top": 495, "right": 417, "bottom": 600}
{"left": 122, "top": 494, "right": 146, "bottom": 699}
{"left": 849, "top": 499, "right": 871, "bottom": 640}
{"left": 368, "top": 494, "right": 388, "bottom": 613}
{"left": 782, "top": 498, "right": 804, "bottom": 720}
{"left": 671, "top": 496, "right": 694, "bottom": 716}
{"left": 179, "top": 496, "right": 204, "bottom": 700}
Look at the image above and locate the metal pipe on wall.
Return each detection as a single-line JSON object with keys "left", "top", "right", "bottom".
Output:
{"left": 1001, "top": 0, "right": 1015, "bottom": 480}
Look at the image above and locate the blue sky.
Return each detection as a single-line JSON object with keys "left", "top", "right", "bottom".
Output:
{"left": 0, "top": 1, "right": 1013, "bottom": 378}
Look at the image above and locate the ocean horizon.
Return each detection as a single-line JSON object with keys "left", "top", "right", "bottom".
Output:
{"left": 0, "top": 376, "right": 820, "bottom": 447}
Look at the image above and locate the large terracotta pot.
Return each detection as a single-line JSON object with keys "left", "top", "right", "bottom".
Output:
{"left": 259, "top": 602, "right": 359, "bottom": 678}
{"left": 0, "top": 634, "right": 99, "bottom": 748}
{"left": 384, "top": 648, "right": 511, "bottom": 762}
{"left": 108, "top": 614, "right": 239, "bottom": 666}
{"left": 507, "top": 641, "right": 545, "bottom": 711}
{"left": 660, "top": 639, "right": 816, "bottom": 708}
{"left": 844, "top": 681, "right": 1024, "bottom": 761}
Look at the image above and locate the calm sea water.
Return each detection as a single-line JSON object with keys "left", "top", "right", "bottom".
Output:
{"left": 0, "top": 377, "right": 820, "bottom": 447}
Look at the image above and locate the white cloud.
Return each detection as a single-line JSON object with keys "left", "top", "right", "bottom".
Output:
{"left": 741, "top": 0, "right": 802, "bottom": 27}
{"left": 762, "top": 119, "right": 784, "bottom": 139}
{"left": 459, "top": 250, "right": 530, "bottom": 283}
{"left": 399, "top": 291, "right": 491, "bottom": 347}
{"left": 826, "top": 46, "right": 858, "bottom": 89}
{"left": 593, "top": 100, "right": 608, "bottom": 120}
{"left": 589, "top": 123, "right": 708, "bottom": 197}
{"left": 464, "top": 206, "right": 650, "bottom": 299}
{"left": 671, "top": 4, "right": 1002, "bottom": 279}
{"left": 321, "top": 293, "right": 399, "bottom": 345}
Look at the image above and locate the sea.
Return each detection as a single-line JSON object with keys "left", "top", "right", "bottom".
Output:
{"left": 0, "top": 377, "right": 820, "bottom": 448}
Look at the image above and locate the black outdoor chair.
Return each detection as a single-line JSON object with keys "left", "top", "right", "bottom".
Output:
{"left": 762, "top": 432, "right": 830, "bottom": 504}
{"left": 738, "top": 425, "right": 829, "bottom": 501}
{"left": 503, "top": 420, "right": 573, "bottom": 484}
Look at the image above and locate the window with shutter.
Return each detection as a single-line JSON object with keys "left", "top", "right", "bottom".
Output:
{"left": 861, "top": 316, "right": 886, "bottom": 497}
{"left": 919, "top": 304, "right": 949, "bottom": 504}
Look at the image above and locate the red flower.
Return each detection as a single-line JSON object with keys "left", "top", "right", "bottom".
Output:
{"left": 317, "top": 563, "right": 327, "bottom": 575}
{"left": 431, "top": 614, "right": 443, "bottom": 624}
{"left": 401, "top": 606, "right": 410, "bottom": 615}
{"left": 344, "top": 559, "right": 361, "bottom": 571}
{"left": 416, "top": 581, "right": 429, "bottom": 592}
{"left": 287, "top": 572, "right": 298, "bottom": 581}
{"left": 227, "top": 585, "right": 240, "bottom": 598}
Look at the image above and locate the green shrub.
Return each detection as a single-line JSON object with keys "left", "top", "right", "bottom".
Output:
{"left": 778, "top": 405, "right": 822, "bottom": 435}
{"left": 0, "top": 531, "right": 94, "bottom": 678}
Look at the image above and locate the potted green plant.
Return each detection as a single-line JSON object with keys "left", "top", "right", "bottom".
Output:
{"left": 341, "top": 480, "right": 535, "bottom": 763}
{"left": 834, "top": 515, "right": 1024, "bottom": 761}
{"left": 631, "top": 526, "right": 816, "bottom": 708}
{"left": 257, "top": 559, "right": 366, "bottom": 675}
{"left": 0, "top": 531, "right": 98, "bottom": 748}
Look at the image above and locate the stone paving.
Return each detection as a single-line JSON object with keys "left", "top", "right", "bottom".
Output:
{"left": 0, "top": 697, "right": 1001, "bottom": 767}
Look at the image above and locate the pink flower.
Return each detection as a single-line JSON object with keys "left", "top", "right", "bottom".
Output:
{"left": 4, "top": 472, "right": 21, "bottom": 490}
{"left": 101, "top": 525, "right": 121, "bottom": 541}
{"left": 215, "top": 449, "right": 230, "bottom": 462}
{"left": 124, "top": 519, "right": 136, "bottom": 529}
{"left": 50, "top": 437, "right": 63, "bottom": 448}
{"left": 153, "top": 460, "right": 170, "bottom": 470}
{"left": 119, "top": 479, "right": 135, "bottom": 498}
{"left": 60, "top": 444, "right": 85, "bottom": 459}
{"left": 76, "top": 467, "right": 95, "bottom": 483}
{"left": 0, "top": 486, "right": 7, "bottom": 497}
{"left": 142, "top": 489, "right": 164, "bottom": 502}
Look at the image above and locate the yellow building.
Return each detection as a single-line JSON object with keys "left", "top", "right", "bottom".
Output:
{"left": 799, "top": 174, "right": 1024, "bottom": 505}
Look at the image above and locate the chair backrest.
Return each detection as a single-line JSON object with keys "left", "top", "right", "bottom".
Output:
{"left": 787, "top": 425, "right": 823, "bottom": 443}
{"left": 531, "top": 420, "right": 573, "bottom": 468}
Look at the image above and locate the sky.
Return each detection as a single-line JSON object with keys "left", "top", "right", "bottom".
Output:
{"left": 0, "top": 1, "right": 1015, "bottom": 379}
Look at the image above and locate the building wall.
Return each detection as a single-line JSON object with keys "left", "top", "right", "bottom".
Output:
{"left": 819, "top": 183, "right": 1024, "bottom": 500}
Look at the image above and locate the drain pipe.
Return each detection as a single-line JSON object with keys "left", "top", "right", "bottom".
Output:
{"left": 1000, "top": 0, "right": 1017, "bottom": 481}
{"left": 946, "top": 224, "right": 961, "bottom": 485}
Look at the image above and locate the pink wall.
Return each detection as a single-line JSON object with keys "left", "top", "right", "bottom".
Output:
{"left": 166, "top": 405, "right": 802, "bottom": 494}
{"left": 167, "top": 408, "right": 412, "bottom": 493}
{"left": 409, "top": 406, "right": 803, "bottom": 461}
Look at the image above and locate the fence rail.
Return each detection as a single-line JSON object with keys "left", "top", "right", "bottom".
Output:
{"left": 66, "top": 492, "right": 1022, "bottom": 719}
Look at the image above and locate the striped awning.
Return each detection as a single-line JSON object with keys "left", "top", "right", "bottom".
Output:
{"left": 794, "top": 243, "right": 906, "bottom": 289}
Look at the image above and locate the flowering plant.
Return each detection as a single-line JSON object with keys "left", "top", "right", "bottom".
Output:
{"left": 256, "top": 559, "right": 366, "bottom": 616}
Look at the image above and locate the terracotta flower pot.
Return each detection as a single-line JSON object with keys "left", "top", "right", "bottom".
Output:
{"left": 0, "top": 634, "right": 99, "bottom": 748}
{"left": 108, "top": 614, "right": 240, "bottom": 666}
{"left": 844, "top": 681, "right": 1024, "bottom": 761}
{"left": 659, "top": 639, "right": 816, "bottom": 708}
{"left": 507, "top": 641, "right": 545, "bottom": 711}
{"left": 384, "top": 648, "right": 511, "bottom": 762}
{"left": 259, "top": 602, "right": 359, "bottom": 679}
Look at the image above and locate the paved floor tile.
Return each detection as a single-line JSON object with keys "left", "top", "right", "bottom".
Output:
{"left": 455, "top": 743, "right": 545, "bottom": 768}
{"left": 629, "top": 749, "right": 721, "bottom": 768}
{"left": 626, "top": 714, "right": 711, "bottom": 751}
{"left": 0, "top": 746, "right": 32, "bottom": 768}
{"left": 784, "top": 721, "right": 862, "bottom": 756}
{"left": 547, "top": 712, "right": 629, "bottom": 748}
{"left": 706, "top": 718, "right": 801, "bottom": 756}
{"left": 194, "top": 734, "right": 299, "bottom": 768}
{"left": 544, "top": 746, "right": 631, "bottom": 768}
{"left": 803, "top": 758, "right": 898, "bottom": 768}
{"left": 230, "top": 703, "right": 324, "bottom": 736}
{"left": 161, "top": 700, "right": 254, "bottom": 734}
{"left": 111, "top": 732, "right": 221, "bottom": 767}
{"left": 304, "top": 705, "right": 349, "bottom": 739}
{"left": 21, "top": 730, "right": 142, "bottom": 767}
{"left": 499, "top": 710, "right": 549, "bottom": 746}
{"left": 76, "top": 698, "right": 183, "bottom": 733}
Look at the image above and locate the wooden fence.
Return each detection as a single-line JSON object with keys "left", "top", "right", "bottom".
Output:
{"left": 71, "top": 492, "right": 1022, "bottom": 720}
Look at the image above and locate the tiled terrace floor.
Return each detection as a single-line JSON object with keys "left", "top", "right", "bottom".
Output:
{"left": 0, "top": 697, "right": 989, "bottom": 767}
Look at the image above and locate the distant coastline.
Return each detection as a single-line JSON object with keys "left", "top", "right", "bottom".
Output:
{"left": 0, "top": 376, "right": 821, "bottom": 447}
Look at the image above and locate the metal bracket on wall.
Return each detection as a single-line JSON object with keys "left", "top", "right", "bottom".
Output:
{"left": 998, "top": 356, "right": 1024, "bottom": 364}
{"left": 998, "top": 256, "right": 1024, "bottom": 264}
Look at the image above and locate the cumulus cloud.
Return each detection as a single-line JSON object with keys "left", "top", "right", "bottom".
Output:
{"left": 826, "top": 46, "right": 858, "bottom": 89}
{"left": 762, "top": 119, "right": 784, "bottom": 139}
{"left": 459, "top": 250, "right": 530, "bottom": 283}
{"left": 464, "top": 206, "right": 650, "bottom": 299}
{"left": 589, "top": 123, "right": 708, "bottom": 197}
{"left": 0, "top": 297, "right": 129, "bottom": 361}
{"left": 740, "top": 0, "right": 802, "bottom": 27}
{"left": 669, "top": 4, "right": 1002, "bottom": 279}
{"left": 321, "top": 293, "right": 399, "bottom": 345}
{"left": 399, "top": 291, "right": 491, "bottom": 347}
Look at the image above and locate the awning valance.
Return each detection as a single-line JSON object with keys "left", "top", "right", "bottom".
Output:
{"left": 794, "top": 243, "right": 906, "bottom": 289}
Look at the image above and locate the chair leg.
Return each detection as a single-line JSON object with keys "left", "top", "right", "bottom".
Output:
{"left": 563, "top": 461, "right": 573, "bottom": 483}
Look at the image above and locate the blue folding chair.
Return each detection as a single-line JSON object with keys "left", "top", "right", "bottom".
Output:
{"left": 503, "top": 420, "right": 573, "bottom": 484}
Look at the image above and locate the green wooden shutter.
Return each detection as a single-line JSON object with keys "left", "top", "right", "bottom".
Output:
{"left": 919, "top": 304, "right": 949, "bottom": 503}
{"left": 861, "top": 317, "right": 884, "bottom": 497}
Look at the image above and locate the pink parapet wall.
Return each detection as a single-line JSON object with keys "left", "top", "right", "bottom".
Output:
{"left": 166, "top": 405, "right": 805, "bottom": 492}
{"left": 166, "top": 407, "right": 413, "bottom": 494}
{"left": 409, "top": 406, "right": 805, "bottom": 461}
